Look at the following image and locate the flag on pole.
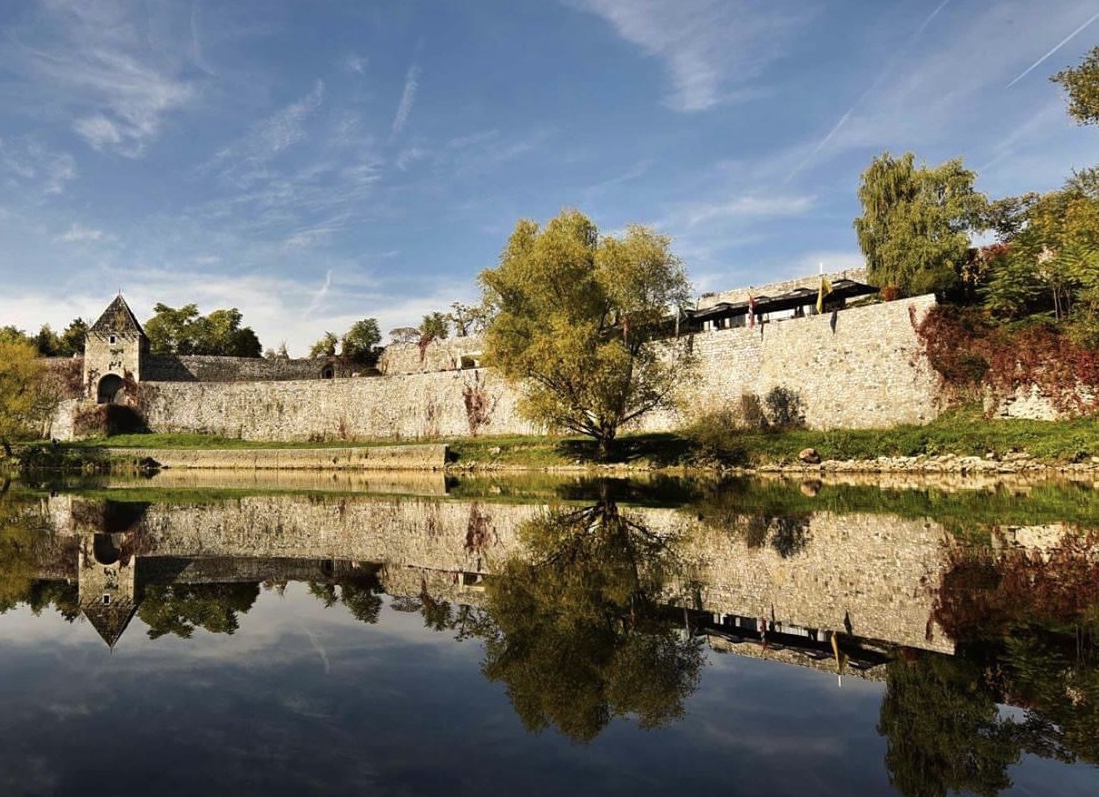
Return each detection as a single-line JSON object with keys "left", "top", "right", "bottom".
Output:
{"left": 816, "top": 276, "right": 833, "bottom": 314}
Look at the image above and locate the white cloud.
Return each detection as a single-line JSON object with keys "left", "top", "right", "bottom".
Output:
{"left": 304, "top": 269, "right": 333, "bottom": 319}
{"left": 341, "top": 53, "right": 367, "bottom": 75}
{"left": 570, "top": 0, "right": 810, "bottom": 111}
{"left": 391, "top": 63, "right": 421, "bottom": 138}
{"left": 2, "top": 0, "right": 202, "bottom": 157}
{"left": 0, "top": 137, "right": 76, "bottom": 196}
{"left": 56, "top": 223, "right": 107, "bottom": 243}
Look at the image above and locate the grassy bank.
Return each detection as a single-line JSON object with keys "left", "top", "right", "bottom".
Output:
{"left": 28, "top": 407, "right": 1099, "bottom": 471}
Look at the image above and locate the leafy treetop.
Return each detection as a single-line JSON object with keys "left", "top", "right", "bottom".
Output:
{"left": 1052, "top": 44, "right": 1099, "bottom": 126}
{"left": 480, "top": 209, "right": 691, "bottom": 456}
{"left": 144, "top": 304, "right": 262, "bottom": 357}
{"left": 853, "top": 152, "right": 988, "bottom": 297}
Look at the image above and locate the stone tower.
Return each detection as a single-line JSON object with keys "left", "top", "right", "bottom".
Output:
{"left": 83, "top": 294, "right": 148, "bottom": 404}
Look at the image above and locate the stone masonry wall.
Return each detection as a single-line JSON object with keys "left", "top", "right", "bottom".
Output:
{"left": 143, "top": 354, "right": 325, "bottom": 382}
{"left": 54, "top": 294, "right": 940, "bottom": 439}
{"left": 641, "top": 294, "right": 940, "bottom": 430}
{"left": 377, "top": 336, "right": 485, "bottom": 375}
{"left": 138, "top": 366, "right": 539, "bottom": 441}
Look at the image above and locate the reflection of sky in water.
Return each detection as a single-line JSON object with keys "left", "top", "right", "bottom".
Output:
{"left": 0, "top": 585, "right": 1094, "bottom": 797}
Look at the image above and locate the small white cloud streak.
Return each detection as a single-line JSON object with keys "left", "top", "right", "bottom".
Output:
{"left": 342, "top": 54, "right": 367, "bottom": 75}
{"left": 391, "top": 63, "right": 421, "bottom": 138}
{"left": 304, "top": 269, "right": 333, "bottom": 320}
{"left": 676, "top": 195, "right": 814, "bottom": 228}
{"left": 56, "top": 224, "right": 106, "bottom": 243}
{"left": 0, "top": 137, "right": 76, "bottom": 197}
{"left": 1006, "top": 9, "right": 1099, "bottom": 88}
{"left": 571, "top": 0, "right": 809, "bottom": 112}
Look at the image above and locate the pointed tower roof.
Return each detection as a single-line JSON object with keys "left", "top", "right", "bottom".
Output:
{"left": 89, "top": 294, "right": 145, "bottom": 336}
{"left": 83, "top": 600, "right": 139, "bottom": 649}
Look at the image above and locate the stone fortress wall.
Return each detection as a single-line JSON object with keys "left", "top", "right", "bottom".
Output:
{"left": 129, "top": 293, "right": 940, "bottom": 440}
{"left": 56, "top": 275, "right": 944, "bottom": 440}
{"left": 47, "top": 493, "right": 954, "bottom": 653}
{"left": 142, "top": 354, "right": 325, "bottom": 382}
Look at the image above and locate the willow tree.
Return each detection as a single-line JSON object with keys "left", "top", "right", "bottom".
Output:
{"left": 854, "top": 152, "right": 987, "bottom": 296}
{"left": 480, "top": 209, "right": 691, "bottom": 457}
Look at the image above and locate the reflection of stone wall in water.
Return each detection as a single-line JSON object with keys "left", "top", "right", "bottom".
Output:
{"left": 48, "top": 495, "right": 954, "bottom": 653}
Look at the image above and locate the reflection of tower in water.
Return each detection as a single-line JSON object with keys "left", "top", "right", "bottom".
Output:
{"left": 78, "top": 531, "right": 139, "bottom": 649}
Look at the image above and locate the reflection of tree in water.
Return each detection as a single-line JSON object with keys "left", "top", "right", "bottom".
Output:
{"left": 0, "top": 489, "right": 76, "bottom": 617}
{"left": 879, "top": 655, "right": 1017, "bottom": 797}
{"left": 690, "top": 481, "right": 811, "bottom": 558}
{"left": 308, "top": 566, "right": 384, "bottom": 625}
{"left": 138, "top": 582, "right": 260, "bottom": 639}
{"left": 880, "top": 530, "right": 1099, "bottom": 795}
{"left": 476, "top": 500, "right": 703, "bottom": 743}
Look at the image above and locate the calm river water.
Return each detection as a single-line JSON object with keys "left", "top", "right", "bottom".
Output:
{"left": 1, "top": 473, "right": 1097, "bottom": 796}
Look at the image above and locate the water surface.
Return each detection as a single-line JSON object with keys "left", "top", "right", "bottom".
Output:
{"left": 1, "top": 474, "right": 1097, "bottom": 796}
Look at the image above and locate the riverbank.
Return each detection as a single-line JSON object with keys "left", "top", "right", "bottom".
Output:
{"left": 13, "top": 408, "right": 1099, "bottom": 475}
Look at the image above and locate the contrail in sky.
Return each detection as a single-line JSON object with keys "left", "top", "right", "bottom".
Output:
{"left": 914, "top": 0, "right": 953, "bottom": 39}
{"left": 1007, "top": 9, "right": 1099, "bottom": 88}
{"left": 785, "top": 0, "right": 953, "bottom": 183}
{"left": 304, "top": 269, "right": 333, "bottom": 320}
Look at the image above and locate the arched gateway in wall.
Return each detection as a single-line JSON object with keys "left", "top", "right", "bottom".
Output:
{"left": 97, "top": 373, "right": 124, "bottom": 404}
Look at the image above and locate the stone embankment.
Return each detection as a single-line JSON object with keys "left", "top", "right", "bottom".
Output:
{"left": 107, "top": 444, "right": 448, "bottom": 471}
{"left": 759, "top": 451, "right": 1099, "bottom": 476}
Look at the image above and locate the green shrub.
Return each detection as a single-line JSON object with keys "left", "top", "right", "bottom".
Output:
{"left": 764, "top": 386, "right": 805, "bottom": 429}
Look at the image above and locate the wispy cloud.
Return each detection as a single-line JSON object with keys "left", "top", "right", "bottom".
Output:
{"left": 304, "top": 269, "right": 333, "bottom": 319}
{"left": 787, "top": 0, "right": 957, "bottom": 182}
{"left": 2, "top": 0, "right": 203, "bottom": 157}
{"left": 1006, "top": 9, "right": 1099, "bottom": 88}
{"left": 672, "top": 195, "right": 815, "bottom": 228}
{"left": 56, "top": 223, "right": 107, "bottom": 243}
{"left": 570, "top": 0, "right": 810, "bottom": 111}
{"left": 0, "top": 137, "right": 76, "bottom": 197}
{"left": 341, "top": 53, "right": 368, "bottom": 75}
{"left": 213, "top": 80, "right": 326, "bottom": 172}
{"left": 391, "top": 62, "right": 421, "bottom": 138}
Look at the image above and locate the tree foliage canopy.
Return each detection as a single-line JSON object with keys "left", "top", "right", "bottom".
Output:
{"left": 419, "top": 312, "right": 450, "bottom": 343}
{"left": 983, "top": 169, "right": 1099, "bottom": 339}
{"left": 1052, "top": 45, "right": 1099, "bottom": 126}
{"left": 341, "top": 318, "right": 382, "bottom": 363}
{"left": 309, "top": 331, "right": 339, "bottom": 358}
{"left": 0, "top": 338, "right": 56, "bottom": 453}
{"left": 854, "top": 152, "right": 988, "bottom": 296}
{"left": 144, "top": 304, "right": 262, "bottom": 357}
{"left": 480, "top": 209, "right": 692, "bottom": 453}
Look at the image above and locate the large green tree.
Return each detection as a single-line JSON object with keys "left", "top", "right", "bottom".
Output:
{"left": 854, "top": 152, "right": 988, "bottom": 296}
{"left": 144, "top": 304, "right": 262, "bottom": 357}
{"left": 1052, "top": 44, "right": 1099, "bottom": 126}
{"left": 341, "top": 318, "right": 382, "bottom": 364}
{"left": 480, "top": 209, "right": 691, "bottom": 456}
{"left": 983, "top": 169, "right": 1099, "bottom": 335}
{"left": 0, "top": 339, "right": 57, "bottom": 456}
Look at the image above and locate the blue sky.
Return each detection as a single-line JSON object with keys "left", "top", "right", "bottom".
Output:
{"left": 2, "top": 0, "right": 1099, "bottom": 355}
